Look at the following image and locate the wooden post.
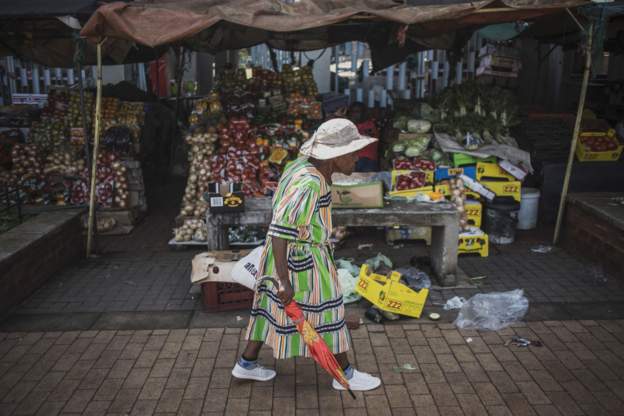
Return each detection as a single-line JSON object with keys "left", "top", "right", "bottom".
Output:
{"left": 86, "top": 41, "right": 103, "bottom": 257}
{"left": 553, "top": 23, "right": 593, "bottom": 245}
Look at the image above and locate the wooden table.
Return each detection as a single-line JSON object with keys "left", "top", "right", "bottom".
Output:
{"left": 206, "top": 197, "right": 460, "bottom": 286}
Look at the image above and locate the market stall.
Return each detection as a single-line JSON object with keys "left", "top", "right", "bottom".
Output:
{"left": 0, "top": 87, "right": 150, "bottom": 235}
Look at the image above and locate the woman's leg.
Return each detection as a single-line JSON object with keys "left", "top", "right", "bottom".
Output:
{"left": 334, "top": 352, "right": 349, "bottom": 369}
{"left": 241, "top": 340, "right": 263, "bottom": 360}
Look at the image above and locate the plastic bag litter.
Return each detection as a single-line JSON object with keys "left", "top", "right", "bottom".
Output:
{"left": 397, "top": 267, "right": 432, "bottom": 291}
{"left": 443, "top": 296, "right": 467, "bottom": 310}
{"left": 337, "top": 268, "right": 362, "bottom": 304}
{"left": 454, "top": 289, "right": 529, "bottom": 331}
{"left": 335, "top": 258, "right": 360, "bottom": 277}
{"left": 365, "top": 253, "right": 393, "bottom": 271}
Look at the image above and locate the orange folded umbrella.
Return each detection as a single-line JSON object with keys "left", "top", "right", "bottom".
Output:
{"left": 260, "top": 277, "right": 355, "bottom": 399}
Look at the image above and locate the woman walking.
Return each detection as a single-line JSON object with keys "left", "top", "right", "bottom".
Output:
{"left": 231, "top": 118, "right": 381, "bottom": 392}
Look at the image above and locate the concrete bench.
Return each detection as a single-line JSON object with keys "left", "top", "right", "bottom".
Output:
{"left": 0, "top": 208, "right": 85, "bottom": 316}
{"left": 206, "top": 197, "right": 459, "bottom": 286}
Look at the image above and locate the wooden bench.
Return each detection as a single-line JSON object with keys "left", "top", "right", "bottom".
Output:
{"left": 206, "top": 197, "right": 460, "bottom": 286}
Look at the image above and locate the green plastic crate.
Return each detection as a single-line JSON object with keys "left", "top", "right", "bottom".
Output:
{"left": 452, "top": 153, "right": 496, "bottom": 167}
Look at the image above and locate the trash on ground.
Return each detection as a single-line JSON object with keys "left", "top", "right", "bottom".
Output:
{"left": 531, "top": 245, "right": 553, "bottom": 253}
{"left": 337, "top": 268, "right": 362, "bottom": 304}
{"left": 379, "top": 309, "right": 401, "bottom": 321}
{"left": 428, "top": 312, "right": 441, "bottom": 321}
{"left": 358, "top": 243, "right": 373, "bottom": 250}
{"left": 356, "top": 264, "right": 429, "bottom": 319}
{"left": 443, "top": 296, "right": 467, "bottom": 310}
{"left": 454, "top": 289, "right": 529, "bottom": 331}
{"left": 365, "top": 253, "right": 393, "bottom": 271}
{"left": 466, "top": 337, "right": 473, "bottom": 343}
{"left": 236, "top": 316, "right": 244, "bottom": 322}
{"left": 335, "top": 258, "right": 360, "bottom": 277}
{"left": 393, "top": 363, "right": 418, "bottom": 373}
{"left": 469, "top": 275, "right": 487, "bottom": 281}
{"left": 365, "top": 306, "right": 384, "bottom": 323}
{"left": 505, "top": 336, "right": 542, "bottom": 348}
{"left": 397, "top": 267, "right": 432, "bottom": 291}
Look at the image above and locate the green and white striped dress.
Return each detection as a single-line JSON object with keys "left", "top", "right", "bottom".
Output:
{"left": 245, "top": 157, "right": 350, "bottom": 359}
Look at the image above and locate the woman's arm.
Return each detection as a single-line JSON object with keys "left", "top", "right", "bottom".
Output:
{"left": 272, "top": 237, "right": 294, "bottom": 305}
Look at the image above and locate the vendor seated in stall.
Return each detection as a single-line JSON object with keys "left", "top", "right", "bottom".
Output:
{"left": 347, "top": 102, "right": 379, "bottom": 172}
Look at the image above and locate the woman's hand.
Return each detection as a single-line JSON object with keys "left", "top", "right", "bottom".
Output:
{"left": 277, "top": 279, "right": 295, "bottom": 305}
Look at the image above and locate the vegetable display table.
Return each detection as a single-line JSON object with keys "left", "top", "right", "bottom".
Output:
{"left": 206, "top": 197, "right": 460, "bottom": 286}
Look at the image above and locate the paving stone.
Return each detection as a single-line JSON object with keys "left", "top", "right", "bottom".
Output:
{"left": 202, "top": 388, "right": 228, "bottom": 413}
{"left": 155, "top": 388, "right": 184, "bottom": 413}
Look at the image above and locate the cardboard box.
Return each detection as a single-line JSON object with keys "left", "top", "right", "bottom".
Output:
{"left": 465, "top": 200, "right": 482, "bottom": 228}
{"left": 332, "top": 182, "right": 384, "bottom": 209}
{"left": 481, "top": 180, "right": 521, "bottom": 202}
{"left": 204, "top": 183, "right": 245, "bottom": 213}
{"left": 476, "top": 162, "right": 515, "bottom": 181}
{"left": 435, "top": 166, "right": 477, "bottom": 182}
{"left": 458, "top": 227, "right": 489, "bottom": 257}
{"left": 498, "top": 160, "right": 528, "bottom": 181}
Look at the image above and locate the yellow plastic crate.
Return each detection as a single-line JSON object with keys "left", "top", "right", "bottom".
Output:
{"left": 355, "top": 264, "right": 429, "bottom": 318}
{"left": 465, "top": 200, "right": 482, "bottom": 228}
{"left": 575, "top": 139, "right": 623, "bottom": 162}
{"left": 458, "top": 228, "right": 489, "bottom": 257}
{"left": 435, "top": 183, "right": 482, "bottom": 201}
{"left": 476, "top": 162, "right": 515, "bottom": 181}
{"left": 481, "top": 180, "right": 521, "bottom": 202}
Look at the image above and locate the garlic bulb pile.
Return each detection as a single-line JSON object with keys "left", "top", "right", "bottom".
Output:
{"left": 179, "top": 130, "right": 217, "bottom": 218}
{"left": 111, "top": 159, "right": 129, "bottom": 209}
{"left": 173, "top": 218, "right": 207, "bottom": 242}
{"left": 449, "top": 177, "right": 468, "bottom": 230}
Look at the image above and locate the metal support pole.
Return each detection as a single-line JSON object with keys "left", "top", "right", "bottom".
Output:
{"left": 553, "top": 23, "right": 593, "bottom": 245}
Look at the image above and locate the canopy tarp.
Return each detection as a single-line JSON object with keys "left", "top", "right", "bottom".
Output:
{"left": 81, "top": 0, "right": 588, "bottom": 70}
{"left": 0, "top": 0, "right": 165, "bottom": 67}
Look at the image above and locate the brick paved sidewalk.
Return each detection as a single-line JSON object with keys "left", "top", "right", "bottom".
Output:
{"left": 1, "top": 320, "right": 623, "bottom": 416}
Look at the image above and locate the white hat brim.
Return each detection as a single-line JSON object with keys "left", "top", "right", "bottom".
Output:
{"left": 299, "top": 135, "right": 378, "bottom": 160}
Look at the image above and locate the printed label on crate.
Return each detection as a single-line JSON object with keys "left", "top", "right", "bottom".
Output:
{"left": 476, "top": 162, "right": 515, "bottom": 181}
{"left": 210, "top": 197, "right": 224, "bottom": 207}
{"left": 458, "top": 228, "right": 489, "bottom": 257}
{"left": 481, "top": 181, "right": 521, "bottom": 202}
{"left": 465, "top": 200, "right": 482, "bottom": 228}
{"left": 435, "top": 166, "right": 477, "bottom": 182}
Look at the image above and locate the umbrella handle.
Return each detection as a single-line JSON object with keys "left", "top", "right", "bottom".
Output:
{"left": 257, "top": 276, "right": 279, "bottom": 289}
{"left": 257, "top": 276, "right": 296, "bottom": 308}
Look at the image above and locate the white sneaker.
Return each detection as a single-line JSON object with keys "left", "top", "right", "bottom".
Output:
{"left": 332, "top": 369, "right": 381, "bottom": 391}
{"left": 231, "top": 362, "right": 276, "bottom": 382}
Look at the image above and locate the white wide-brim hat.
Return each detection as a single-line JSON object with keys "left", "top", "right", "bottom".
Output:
{"left": 299, "top": 118, "right": 378, "bottom": 160}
